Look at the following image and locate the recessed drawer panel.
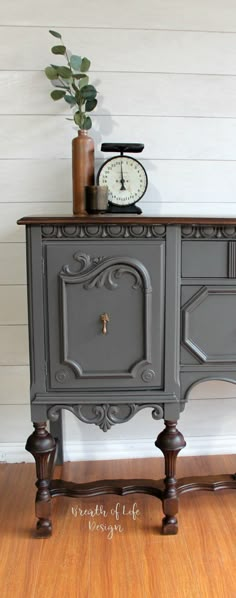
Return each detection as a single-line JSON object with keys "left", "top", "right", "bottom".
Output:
{"left": 45, "top": 240, "right": 165, "bottom": 390}
{"left": 182, "top": 241, "right": 228, "bottom": 278}
{"left": 181, "top": 284, "right": 236, "bottom": 364}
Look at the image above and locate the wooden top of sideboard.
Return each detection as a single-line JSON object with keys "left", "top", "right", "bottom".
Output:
{"left": 17, "top": 215, "right": 236, "bottom": 226}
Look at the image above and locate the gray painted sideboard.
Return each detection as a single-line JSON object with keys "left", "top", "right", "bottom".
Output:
{"left": 18, "top": 216, "right": 236, "bottom": 536}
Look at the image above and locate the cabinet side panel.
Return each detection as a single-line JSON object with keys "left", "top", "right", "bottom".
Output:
{"left": 26, "top": 226, "right": 46, "bottom": 405}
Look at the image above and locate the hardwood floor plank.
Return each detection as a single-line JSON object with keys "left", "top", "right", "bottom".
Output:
{"left": 0, "top": 464, "right": 43, "bottom": 598}
{"left": 86, "top": 460, "right": 147, "bottom": 598}
{"left": 36, "top": 462, "right": 90, "bottom": 598}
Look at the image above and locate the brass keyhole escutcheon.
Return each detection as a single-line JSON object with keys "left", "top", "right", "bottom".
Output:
{"left": 100, "top": 313, "right": 110, "bottom": 335}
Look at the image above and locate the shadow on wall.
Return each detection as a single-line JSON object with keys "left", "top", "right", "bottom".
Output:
{"left": 186, "top": 379, "right": 236, "bottom": 401}
{"left": 180, "top": 379, "right": 236, "bottom": 439}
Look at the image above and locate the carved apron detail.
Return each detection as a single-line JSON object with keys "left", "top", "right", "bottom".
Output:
{"left": 47, "top": 403, "right": 164, "bottom": 432}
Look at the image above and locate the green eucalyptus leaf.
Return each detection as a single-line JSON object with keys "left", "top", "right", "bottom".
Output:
{"left": 51, "top": 89, "right": 66, "bottom": 100}
{"left": 51, "top": 45, "right": 66, "bottom": 55}
{"left": 76, "top": 94, "right": 85, "bottom": 106}
{"left": 79, "top": 76, "right": 89, "bottom": 89}
{"left": 70, "top": 55, "right": 82, "bottom": 70}
{"left": 73, "top": 73, "right": 87, "bottom": 79}
{"left": 85, "top": 98, "right": 97, "bottom": 112}
{"left": 80, "top": 57, "right": 91, "bottom": 72}
{"left": 82, "top": 116, "right": 92, "bottom": 130}
{"left": 75, "top": 92, "right": 85, "bottom": 106}
{"left": 57, "top": 66, "right": 72, "bottom": 78}
{"left": 74, "top": 111, "right": 85, "bottom": 127}
{"left": 45, "top": 66, "right": 58, "bottom": 80}
{"left": 64, "top": 95, "right": 77, "bottom": 105}
{"left": 49, "top": 30, "right": 62, "bottom": 39}
{"left": 80, "top": 84, "right": 97, "bottom": 100}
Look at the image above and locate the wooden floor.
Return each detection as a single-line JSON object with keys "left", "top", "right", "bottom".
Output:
{"left": 0, "top": 454, "right": 235, "bottom": 598}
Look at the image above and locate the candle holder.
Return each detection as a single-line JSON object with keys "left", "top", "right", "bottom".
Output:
{"left": 85, "top": 185, "right": 108, "bottom": 213}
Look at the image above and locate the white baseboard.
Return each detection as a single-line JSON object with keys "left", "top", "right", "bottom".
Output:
{"left": 0, "top": 436, "right": 235, "bottom": 463}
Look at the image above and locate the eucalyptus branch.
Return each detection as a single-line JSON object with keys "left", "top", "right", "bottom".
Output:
{"left": 61, "top": 38, "right": 72, "bottom": 73}
{"left": 45, "top": 29, "right": 98, "bottom": 130}
{"left": 58, "top": 77, "right": 70, "bottom": 90}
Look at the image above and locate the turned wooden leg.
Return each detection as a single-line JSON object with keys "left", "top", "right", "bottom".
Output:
{"left": 155, "top": 420, "right": 186, "bottom": 535}
{"left": 25, "top": 422, "right": 56, "bottom": 538}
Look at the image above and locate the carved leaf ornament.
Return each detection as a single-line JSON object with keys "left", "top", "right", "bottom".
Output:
{"left": 48, "top": 403, "right": 164, "bottom": 431}
{"left": 61, "top": 252, "right": 149, "bottom": 292}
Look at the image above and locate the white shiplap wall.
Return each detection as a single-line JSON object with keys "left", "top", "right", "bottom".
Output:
{"left": 1, "top": 0, "right": 236, "bottom": 462}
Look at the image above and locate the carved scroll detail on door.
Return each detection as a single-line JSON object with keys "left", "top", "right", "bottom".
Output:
{"left": 60, "top": 253, "right": 150, "bottom": 291}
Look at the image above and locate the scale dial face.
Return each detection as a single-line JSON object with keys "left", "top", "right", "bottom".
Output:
{"left": 97, "top": 155, "right": 148, "bottom": 207}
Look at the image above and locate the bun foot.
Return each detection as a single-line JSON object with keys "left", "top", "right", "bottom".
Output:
{"left": 162, "top": 516, "right": 178, "bottom": 535}
{"left": 36, "top": 518, "right": 52, "bottom": 538}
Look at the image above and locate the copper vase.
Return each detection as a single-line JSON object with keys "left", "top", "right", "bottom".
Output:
{"left": 72, "top": 129, "right": 95, "bottom": 215}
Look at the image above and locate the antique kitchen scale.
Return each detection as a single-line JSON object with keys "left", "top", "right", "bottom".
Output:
{"left": 97, "top": 143, "right": 148, "bottom": 214}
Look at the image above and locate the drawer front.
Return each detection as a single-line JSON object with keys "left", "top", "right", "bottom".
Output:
{"left": 182, "top": 241, "right": 229, "bottom": 278}
{"left": 181, "top": 285, "right": 236, "bottom": 364}
{"left": 45, "top": 240, "right": 165, "bottom": 389}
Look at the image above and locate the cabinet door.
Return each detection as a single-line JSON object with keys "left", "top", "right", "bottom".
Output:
{"left": 181, "top": 285, "right": 236, "bottom": 364}
{"left": 45, "top": 240, "right": 165, "bottom": 389}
